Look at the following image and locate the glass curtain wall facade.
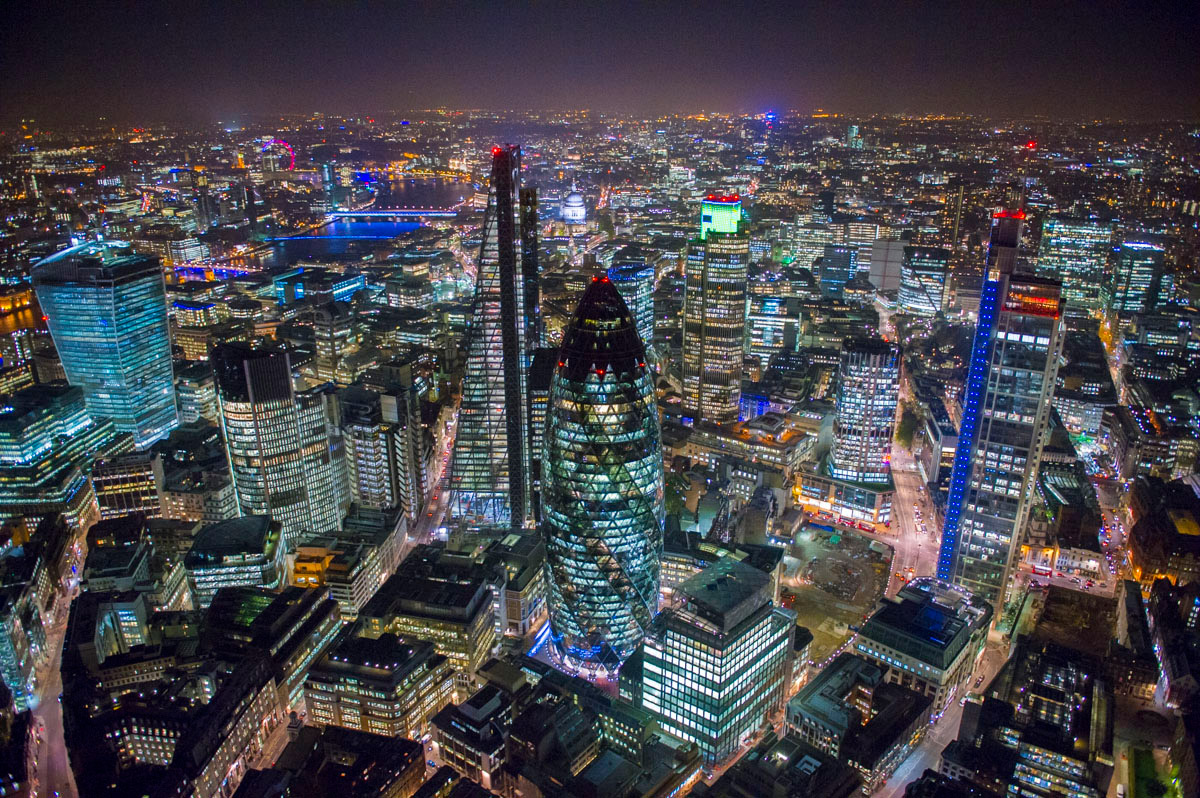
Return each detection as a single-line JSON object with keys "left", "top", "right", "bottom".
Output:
{"left": 897, "top": 246, "right": 950, "bottom": 317}
{"left": 212, "top": 343, "right": 347, "bottom": 547}
{"left": 818, "top": 244, "right": 858, "bottom": 299}
{"left": 448, "top": 145, "right": 535, "bottom": 529}
{"left": 541, "top": 276, "right": 664, "bottom": 671}
{"left": 938, "top": 212, "right": 1065, "bottom": 612}
{"left": 682, "top": 197, "right": 748, "bottom": 425}
{"left": 33, "top": 241, "right": 178, "bottom": 448}
{"left": 1107, "top": 239, "right": 1168, "bottom": 315}
{"left": 1035, "top": 214, "right": 1113, "bottom": 313}
{"left": 607, "top": 258, "right": 656, "bottom": 361}
{"left": 828, "top": 337, "right": 899, "bottom": 484}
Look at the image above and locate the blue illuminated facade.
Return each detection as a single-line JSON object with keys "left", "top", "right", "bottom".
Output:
{"left": 542, "top": 276, "right": 664, "bottom": 672}
{"left": 937, "top": 212, "right": 1065, "bottom": 612}
{"left": 33, "top": 241, "right": 178, "bottom": 449}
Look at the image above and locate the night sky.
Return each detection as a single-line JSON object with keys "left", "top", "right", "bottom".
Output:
{"left": 2, "top": 0, "right": 1197, "bottom": 123}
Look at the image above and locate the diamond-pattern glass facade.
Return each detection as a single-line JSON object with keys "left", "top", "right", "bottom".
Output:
{"left": 542, "top": 277, "right": 664, "bottom": 669}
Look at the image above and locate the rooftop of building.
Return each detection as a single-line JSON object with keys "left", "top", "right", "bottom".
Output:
{"left": 184, "top": 515, "right": 278, "bottom": 566}
{"left": 860, "top": 578, "right": 992, "bottom": 670}
{"left": 313, "top": 631, "right": 441, "bottom": 679}
{"left": 32, "top": 241, "right": 160, "bottom": 284}
{"left": 676, "top": 556, "right": 771, "bottom": 633}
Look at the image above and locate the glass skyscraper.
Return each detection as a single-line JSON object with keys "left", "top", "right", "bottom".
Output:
{"left": 1035, "top": 213, "right": 1113, "bottom": 313}
{"left": 33, "top": 241, "right": 178, "bottom": 448}
{"left": 897, "top": 245, "right": 950, "bottom": 317}
{"left": 828, "top": 337, "right": 900, "bottom": 484}
{"left": 211, "top": 343, "right": 348, "bottom": 547}
{"left": 448, "top": 145, "right": 537, "bottom": 529}
{"left": 1106, "top": 238, "right": 1168, "bottom": 316}
{"left": 541, "top": 276, "right": 664, "bottom": 672}
{"left": 937, "top": 211, "right": 1065, "bottom": 613}
{"left": 682, "top": 196, "right": 748, "bottom": 425}
{"left": 607, "top": 256, "right": 656, "bottom": 361}
{"left": 818, "top": 243, "right": 858, "bottom": 299}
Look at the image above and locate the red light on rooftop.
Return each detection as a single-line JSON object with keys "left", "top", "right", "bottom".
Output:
{"left": 1026, "top": 140, "right": 1037, "bottom": 150}
{"left": 993, "top": 209, "right": 1026, "bottom": 220}
{"left": 558, "top": 361, "right": 565, "bottom": 368}
{"left": 491, "top": 147, "right": 502, "bottom": 156}
{"left": 600, "top": 276, "right": 609, "bottom": 282}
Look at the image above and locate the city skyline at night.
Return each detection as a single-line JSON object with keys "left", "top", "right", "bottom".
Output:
{"left": 1, "top": 6, "right": 1198, "bottom": 797}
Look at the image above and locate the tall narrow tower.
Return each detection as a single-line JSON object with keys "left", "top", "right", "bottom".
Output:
{"left": 682, "top": 195, "right": 748, "bottom": 425}
{"left": 448, "top": 146, "right": 534, "bottom": 529}
{"left": 937, "top": 209, "right": 1065, "bottom": 613}
{"left": 542, "top": 276, "right": 664, "bottom": 672}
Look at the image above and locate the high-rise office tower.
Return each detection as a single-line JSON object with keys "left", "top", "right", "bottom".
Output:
{"left": 682, "top": 195, "right": 748, "bottom": 425}
{"left": 541, "top": 276, "right": 664, "bottom": 671}
{"left": 897, "top": 246, "right": 950, "bottom": 317}
{"left": 33, "top": 241, "right": 178, "bottom": 448}
{"left": 937, "top": 210, "right": 1065, "bottom": 612}
{"left": 1106, "top": 238, "right": 1168, "bottom": 316}
{"left": 211, "top": 343, "right": 348, "bottom": 547}
{"left": 828, "top": 337, "right": 899, "bottom": 484}
{"left": 448, "top": 145, "right": 536, "bottom": 530}
{"left": 818, "top": 243, "right": 858, "bottom": 299}
{"left": 607, "top": 255, "right": 656, "bottom": 361}
{"left": 1036, "top": 213, "right": 1113, "bottom": 313}
{"left": 338, "top": 383, "right": 426, "bottom": 523}
{"left": 637, "top": 558, "right": 794, "bottom": 764}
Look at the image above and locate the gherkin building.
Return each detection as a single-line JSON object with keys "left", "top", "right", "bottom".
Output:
{"left": 541, "top": 275, "right": 664, "bottom": 671}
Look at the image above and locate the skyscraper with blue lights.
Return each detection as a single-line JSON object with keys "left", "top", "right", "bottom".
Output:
{"left": 937, "top": 210, "right": 1065, "bottom": 613}
{"left": 33, "top": 241, "right": 178, "bottom": 449}
{"left": 541, "top": 275, "right": 664, "bottom": 672}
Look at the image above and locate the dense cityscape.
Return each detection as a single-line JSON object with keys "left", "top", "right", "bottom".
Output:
{"left": 0, "top": 32, "right": 1199, "bottom": 798}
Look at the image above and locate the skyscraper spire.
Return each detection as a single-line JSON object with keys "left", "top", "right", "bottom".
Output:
{"left": 448, "top": 145, "right": 536, "bottom": 529}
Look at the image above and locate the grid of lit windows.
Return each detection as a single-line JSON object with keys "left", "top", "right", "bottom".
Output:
{"left": 33, "top": 241, "right": 178, "bottom": 448}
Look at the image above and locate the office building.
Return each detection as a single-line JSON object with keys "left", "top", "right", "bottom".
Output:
{"left": 695, "top": 731, "right": 861, "bottom": 798}
{"left": 682, "top": 195, "right": 749, "bottom": 424}
{"left": 854, "top": 578, "right": 992, "bottom": 718}
{"left": 795, "top": 337, "right": 898, "bottom": 527}
{"left": 183, "top": 515, "right": 287, "bottom": 608}
{"left": 212, "top": 343, "right": 349, "bottom": 546}
{"left": 939, "top": 638, "right": 1113, "bottom": 798}
{"left": 869, "top": 238, "right": 907, "bottom": 292}
{"left": 937, "top": 210, "right": 1065, "bottom": 612}
{"left": 0, "top": 382, "right": 129, "bottom": 527}
{"left": 176, "top": 362, "right": 218, "bottom": 424}
{"left": 203, "top": 586, "right": 342, "bottom": 713}
{"left": 1106, "top": 238, "right": 1168, "bottom": 316}
{"left": 305, "top": 630, "right": 454, "bottom": 739}
{"left": 897, "top": 246, "right": 950, "bottom": 317}
{"left": 542, "top": 276, "right": 664, "bottom": 671}
{"left": 339, "top": 382, "right": 427, "bottom": 522}
{"left": 448, "top": 145, "right": 537, "bottom": 529}
{"left": 785, "top": 653, "right": 931, "bottom": 791}
{"left": 360, "top": 571, "right": 496, "bottom": 689}
{"left": 637, "top": 557, "right": 794, "bottom": 764}
{"left": 92, "top": 452, "right": 160, "bottom": 520}
{"left": 828, "top": 337, "right": 899, "bottom": 484}
{"left": 1036, "top": 213, "right": 1113, "bottom": 313}
{"left": 431, "top": 684, "right": 512, "bottom": 791}
{"left": 32, "top": 242, "right": 177, "bottom": 448}
{"left": 608, "top": 255, "right": 656, "bottom": 361}
{"left": 818, "top": 244, "right": 858, "bottom": 299}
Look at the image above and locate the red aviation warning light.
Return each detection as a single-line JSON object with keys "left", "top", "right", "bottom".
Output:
{"left": 1025, "top": 140, "right": 1037, "bottom": 150}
